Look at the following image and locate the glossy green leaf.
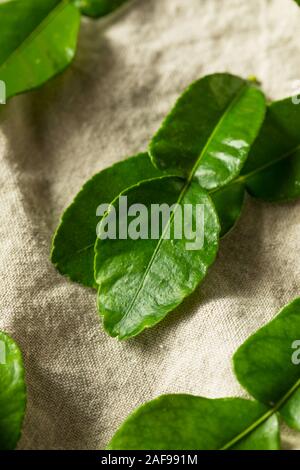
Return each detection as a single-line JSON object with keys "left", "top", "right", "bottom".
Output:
{"left": 234, "top": 297, "right": 300, "bottom": 432}
{"left": 73, "top": 0, "right": 128, "bottom": 18}
{"left": 211, "top": 97, "right": 300, "bottom": 235}
{"left": 52, "top": 153, "right": 167, "bottom": 288}
{"left": 149, "top": 73, "right": 266, "bottom": 191}
{"left": 0, "top": 331, "right": 26, "bottom": 450}
{"left": 108, "top": 298, "right": 300, "bottom": 449}
{"left": 94, "top": 176, "right": 220, "bottom": 339}
{"left": 93, "top": 74, "right": 266, "bottom": 339}
{"left": 0, "top": 0, "right": 80, "bottom": 100}
{"left": 242, "top": 97, "right": 300, "bottom": 202}
{"left": 108, "top": 395, "right": 280, "bottom": 450}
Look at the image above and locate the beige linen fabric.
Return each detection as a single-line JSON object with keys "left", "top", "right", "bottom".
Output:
{"left": 0, "top": 0, "right": 300, "bottom": 450}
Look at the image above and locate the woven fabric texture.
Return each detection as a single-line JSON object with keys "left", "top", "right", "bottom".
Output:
{"left": 0, "top": 0, "right": 299, "bottom": 450}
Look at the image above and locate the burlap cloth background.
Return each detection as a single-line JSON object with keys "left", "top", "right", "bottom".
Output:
{"left": 0, "top": 0, "right": 300, "bottom": 450}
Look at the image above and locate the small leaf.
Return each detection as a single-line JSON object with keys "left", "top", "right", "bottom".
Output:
{"left": 107, "top": 395, "right": 280, "bottom": 450}
{"left": 0, "top": 0, "right": 80, "bottom": 100}
{"left": 74, "top": 0, "right": 128, "bottom": 18}
{"left": 51, "top": 153, "right": 167, "bottom": 288}
{"left": 95, "top": 176, "right": 220, "bottom": 339}
{"left": 149, "top": 73, "right": 266, "bottom": 191}
{"left": 0, "top": 331, "right": 26, "bottom": 450}
{"left": 234, "top": 297, "right": 300, "bottom": 432}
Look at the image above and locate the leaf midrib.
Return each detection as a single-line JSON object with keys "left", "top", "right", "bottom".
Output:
{"left": 210, "top": 143, "right": 300, "bottom": 196}
{"left": 0, "top": 0, "right": 69, "bottom": 70}
{"left": 221, "top": 377, "right": 300, "bottom": 450}
{"left": 240, "top": 144, "right": 300, "bottom": 182}
{"left": 117, "top": 83, "right": 248, "bottom": 331}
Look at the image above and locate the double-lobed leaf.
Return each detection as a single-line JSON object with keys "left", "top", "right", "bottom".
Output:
{"left": 94, "top": 73, "right": 266, "bottom": 339}
{"left": 53, "top": 75, "right": 300, "bottom": 341}
{"left": 73, "top": 0, "right": 129, "bottom": 18}
{"left": 0, "top": 331, "right": 26, "bottom": 450}
{"left": 52, "top": 73, "right": 269, "bottom": 339}
{"left": 108, "top": 297, "right": 300, "bottom": 450}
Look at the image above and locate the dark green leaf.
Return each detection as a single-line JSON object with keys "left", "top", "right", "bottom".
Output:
{"left": 242, "top": 97, "right": 300, "bottom": 202}
{"left": 234, "top": 297, "right": 300, "bottom": 431}
{"left": 74, "top": 0, "right": 128, "bottom": 18}
{"left": 211, "top": 98, "right": 300, "bottom": 235}
{"left": 94, "top": 74, "right": 266, "bottom": 339}
{"left": 95, "top": 176, "right": 220, "bottom": 339}
{"left": 149, "top": 73, "right": 266, "bottom": 191}
{"left": 0, "top": 331, "right": 26, "bottom": 450}
{"left": 0, "top": 0, "right": 80, "bottom": 100}
{"left": 108, "top": 395, "right": 279, "bottom": 450}
{"left": 109, "top": 298, "right": 300, "bottom": 449}
{"left": 51, "top": 153, "right": 167, "bottom": 288}
{"left": 210, "top": 182, "right": 245, "bottom": 237}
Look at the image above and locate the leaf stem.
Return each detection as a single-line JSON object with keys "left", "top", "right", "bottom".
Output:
{"left": 221, "top": 377, "right": 300, "bottom": 449}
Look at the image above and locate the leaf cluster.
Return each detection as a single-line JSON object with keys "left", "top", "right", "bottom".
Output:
{"left": 52, "top": 73, "right": 300, "bottom": 340}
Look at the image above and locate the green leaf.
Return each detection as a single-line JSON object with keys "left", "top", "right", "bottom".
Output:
{"left": 108, "top": 298, "right": 300, "bottom": 449}
{"left": 0, "top": 331, "right": 26, "bottom": 450}
{"left": 210, "top": 182, "right": 245, "bottom": 237}
{"left": 0, "top": 0, "right": 80, "bottom": 100}
{"left": 242, "top": 97, "right": 300, "bottom": 202}
{"left": 211, "top": 97, "right": 300, "bottom": 235}
{"left": 107, "top": 395, "right": 280, "bottom": 450}
{"left": 234, "top": 297, "right": 300, "bottom": 432}
{"left": 73, "top": 0, "right": 128, "bottom": 18}
{"left": 149, "top": 73, "right": 266, "bottom": 191}
{"left": 94, "top": 74, "right": 266, "bottom": 339}
{"left": 51, "top": 153, "right": 167, "bottom": 288}
{"left": 94, "top": 176, "right": 220, "bottom": 339}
